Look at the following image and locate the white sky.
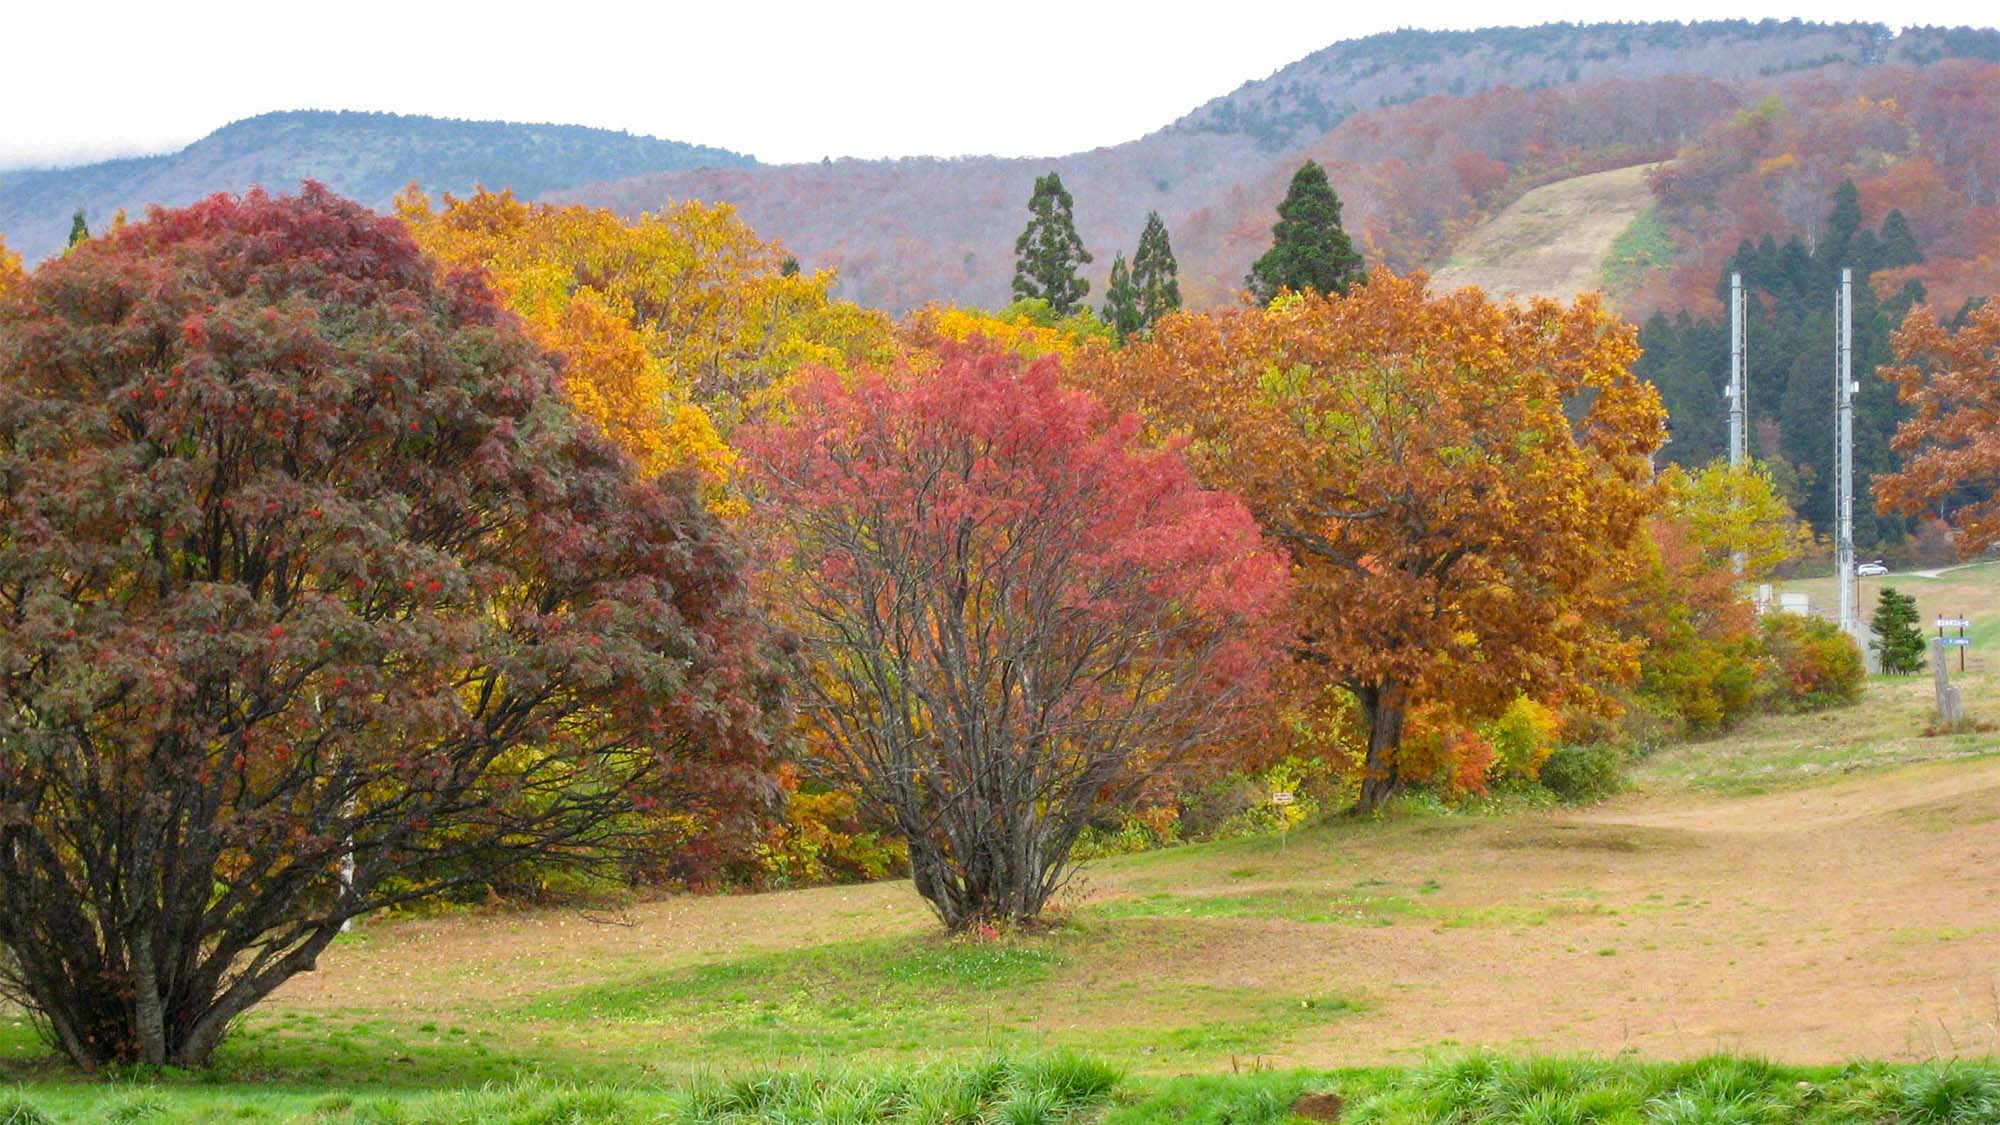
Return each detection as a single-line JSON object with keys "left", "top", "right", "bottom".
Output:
{"left": 1, "top": 1, "right": 1991, "bottom": 170}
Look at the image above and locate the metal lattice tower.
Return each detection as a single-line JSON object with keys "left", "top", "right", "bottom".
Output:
{"left": 1836, "top": 268, "right": 1859, "bottom": 641}
{"left": 1727, "top": 271, "right": 1747, "bottom": 575}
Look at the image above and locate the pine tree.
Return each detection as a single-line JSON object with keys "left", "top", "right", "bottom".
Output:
{"left": 1131, "top": 211, "right": 1181, "bottom": 330}
{"left": 1101, "top": 252, "right": 1141, "bottom": 342}
{"left": 1879, "top": 210, "right": 1922, "bottom": 268}
{"left": 66, "top": 209, "right": 90, "bottom": 248}
{"left": 1870, "top": 586, "right": 1927, "bottom": 675}
{"left": 1246, "top": 161, "right": 1365, "bottom": 303}
{"left": 1012, "top": 173, "right": 1092, "bottom": 315}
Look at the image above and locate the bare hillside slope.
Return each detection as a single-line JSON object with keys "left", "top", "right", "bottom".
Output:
{"left": 1429, "top": 162, "right": 1660, "bottom": 306}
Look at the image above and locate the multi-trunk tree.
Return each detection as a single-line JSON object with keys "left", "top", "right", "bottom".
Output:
{"left": 0, "top": 185, "right": 782, "bottom": 1068}
{"left": 744, "top": 345, "right": 1286, "bottom": 929}
{"left": 1084, "top": 275, "right": 1664, "bottom": 811}
{"left": 1011, "top": 173, "right": 1093, "bottom": 316}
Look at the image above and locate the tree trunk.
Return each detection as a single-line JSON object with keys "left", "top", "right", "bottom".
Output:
{"left": 1353, "top": 680, "right": 1407, "bottom": 814}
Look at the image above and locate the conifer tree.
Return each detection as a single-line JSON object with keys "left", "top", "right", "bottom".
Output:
{"left": 1870, "top": 586, "right": 1927, "bottom": 675}
{"left": 1012, "top": 172, "right": 1092, "bottom": 315}
{"left": 1245, "top": 161, "right": 1365, "bottom": 303}
{"left": 1101, "top": 252, "right": 1141, "bottom": 342}
{"left": 1878, "top": 210, "right": 1922, "bottom": 268}
{"left": 1131, "top": 210, "right": 1181, "bottom": 329}
{"left": 66, "top": 209, "right": 89, "bottom": 248}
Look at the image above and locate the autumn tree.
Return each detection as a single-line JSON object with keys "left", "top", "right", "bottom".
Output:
{"left": 1870, "top": 587, "right": 1927, "bottom": 674}
{"left": 1012, "top": 172, "right": 1093, "bottom": 315}
{"left": 1084, "top": 275, "right": 1664, "bottom": 811}
{"left": 66, "top": 209, "right": 89, "bottom": 249}
{"left": 397, "top": 188, "right": 891, "bottom": 471}
{"left": 1101, "top": 252, "right": 1141, "bottom": 342}
{"left": 1660, "top": 459, "right": 1811, "bottom": 580}
{"left": 1131, "top": 210, "right": 1181, "bottom": 330}
{"left": 1245, "top": 161, "right": 1366, "bottom": 304}
{"left": 1877, "top": 298, "right": 2000, "bottom": 553}
{"left": 744, "top": 346, "right": 1286, "bottom": 929}
{"left": 0, "top": 237, "right": 22, "bottom": 293}
{"left": 0, "top": 186, "right": 782, "bottom": 1068}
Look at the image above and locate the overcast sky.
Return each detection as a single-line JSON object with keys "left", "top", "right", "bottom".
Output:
{"left": 2, "top": 1, "right": 1991, "bottom": 170}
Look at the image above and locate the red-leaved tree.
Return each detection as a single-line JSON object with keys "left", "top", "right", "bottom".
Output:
{"left": 0, "top": 185, "right": 782, "bottom": 1068}
{"left": 743, "top": 346, "right": 1286, "bottom": 930}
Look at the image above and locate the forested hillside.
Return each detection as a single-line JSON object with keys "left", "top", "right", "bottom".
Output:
{"left": 0, "top": 110, "right": 752, "bottom": 263}
{"left": 567, "top": 21, "right": 2000, "bottom": 312}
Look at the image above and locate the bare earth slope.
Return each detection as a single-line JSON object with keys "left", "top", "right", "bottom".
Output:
{"left": 1429, "top": 163, "right": 1661, "bottom": 307}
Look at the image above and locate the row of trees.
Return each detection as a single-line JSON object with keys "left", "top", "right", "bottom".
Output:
{"left": 0, "top": 179, "right": 1993, "bottom": 1070}
{"left": 1010, "top": 160, "right": 1367, "bottom": 334}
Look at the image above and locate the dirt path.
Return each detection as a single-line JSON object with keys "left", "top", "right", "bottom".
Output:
{"left": 279, "top": 751, "right": 2000, "bottom": 1068}
{"left": 1429, "top": 163, "right": 1660, "bottom": 307}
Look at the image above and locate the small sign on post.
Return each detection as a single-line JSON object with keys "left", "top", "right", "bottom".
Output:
{"left": 1272, "top": 791, "right": 1294, "bottom": 852}
{"left": 1936, "top": 615, "right": 1974, "bottom": 672}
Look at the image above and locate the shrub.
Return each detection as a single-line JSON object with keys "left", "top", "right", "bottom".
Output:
{"left": 1538, "top": 744, "right": 1627, "bottom": 804}
{"left": 1756, "top": 613, "right": 1865, "bottom": 712}
{"left": 756, "top": 783, "right": 909, "bottom": 888}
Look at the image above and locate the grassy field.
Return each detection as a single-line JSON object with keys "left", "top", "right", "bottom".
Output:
{"left": 1428, "top": 164, "right": 1662, "bottom": 309}
{"left": 3, "top": 565, "right": 1998, "bottom": 1120}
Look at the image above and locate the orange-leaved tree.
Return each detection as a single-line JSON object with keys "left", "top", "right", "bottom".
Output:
{"left": 397, "top": 188, "right": 892, "bottom": 481}
{"left": 1081, "top": 274, "right": 1665, "bottom": 811}
{"left": 1877, "top": 299, "right": 2000, "bottom": 553}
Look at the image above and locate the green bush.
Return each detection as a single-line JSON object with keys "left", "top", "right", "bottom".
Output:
{"left": 1537, "top": 744, "right": 1626, "bottom": 804}
{"left": 1756, "top": 613, "right": 1865, "bottom": 713}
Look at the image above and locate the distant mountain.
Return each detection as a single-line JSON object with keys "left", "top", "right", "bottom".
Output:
{"left": 564, "top": 20, "right": 2000, "bottom": 313}
{"left": 1164, "top": 20, "right": 1890, "bottom": 151}
{"left": 0, "top": 110, "right": 754, "bottom": 263}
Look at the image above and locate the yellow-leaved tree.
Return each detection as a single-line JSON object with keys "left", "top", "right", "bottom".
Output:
{"left": 397, "top": 188, "right": 892, "bottom": 482}
{"left": 0, "top": 236, "right": 23, "bottom": 294}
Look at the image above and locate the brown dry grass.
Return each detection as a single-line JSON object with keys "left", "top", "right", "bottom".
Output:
{"left": 1429, "top": 163, "right": 1660, "bottom": 307}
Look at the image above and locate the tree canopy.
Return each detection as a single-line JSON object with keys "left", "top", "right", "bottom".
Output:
{"left": 0, "top": 185, "right": 783, "bottom": 1068}
{"left": 1083, "top": 275, "right": 1664, "bottom": 810}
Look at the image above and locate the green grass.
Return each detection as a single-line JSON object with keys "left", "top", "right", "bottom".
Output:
{"left": 7, "top": 1053, "right": 2000, "bottom": 1122}
{"left": 1599, "top": 205, "right": 1676, "bottom": 296}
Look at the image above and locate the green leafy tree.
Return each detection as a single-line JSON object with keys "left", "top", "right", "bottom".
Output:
{"left": 1131, "top": 210, "right": 1181, "bottom": 329}
{"left": 1012, "top": 172, "right": 1092, "bottom": 315}
{"left": 1245, "top": 161, "right": 1366, "bottom": 303}
{"left": 1869, "top": 587, "right": 1927, "bottom": 675}
{"left": 1101, "top": 252, "right": 1141, "bottom": 342}
{"left": 65, "top": 209, "right": 88, "bottom": 248}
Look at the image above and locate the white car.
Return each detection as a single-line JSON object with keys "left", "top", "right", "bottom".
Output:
{"left": 1856, "top": 561, "right": 1889, "bottom": 577}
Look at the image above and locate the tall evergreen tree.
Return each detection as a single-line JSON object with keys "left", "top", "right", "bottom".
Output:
{"left": 1012, "top": 173, "right": 1092, "bottom": 315}
{"left": 1131, "top": 211, "right": 1181, "bottom": 329}
{"left": 1245, "top": 161, "right": 1365, "bottom": 303}
{"left": 1870, "top": 586, "right": 1926, "bottom": 675}
{"left": 66, "top": 209, "right": 90, "bottom": 248}
{"left": 1101, "top": 252, "right": 1141, "bottom": 342}
{"left": 1878, "top": 210, "right": 1922, "bottom": 268}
